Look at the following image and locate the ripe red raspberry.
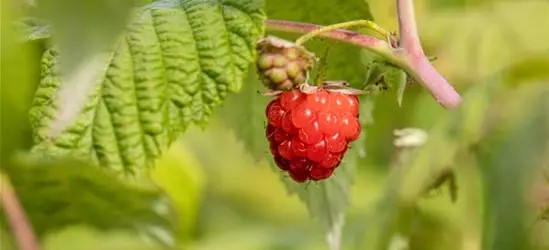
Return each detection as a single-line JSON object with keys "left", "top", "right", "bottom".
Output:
{"left": 265, "top": 88, "right": 361, "bottom": 183}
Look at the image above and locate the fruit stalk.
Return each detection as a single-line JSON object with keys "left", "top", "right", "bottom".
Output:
{"left": 265, "top": 4, "right": 462, "bottom": 109}
{"left": 294, "top": 20, "right": 396, "bottom": 46}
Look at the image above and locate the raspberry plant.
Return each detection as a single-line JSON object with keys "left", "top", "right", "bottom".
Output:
{"left": 2, "top": 0, "right": 549, "bottom": 250}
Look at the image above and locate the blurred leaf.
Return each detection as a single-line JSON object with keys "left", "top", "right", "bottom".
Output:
{"left": 0, "top": 1, "right": 38, "bottom": 167}
{"left": 265, "top": 0, "right": 375, "bottom": 87}
{"left": 419, "top": 0, "right": 549, "bottom": 84}
{"left": 16, "top": 17, "right": 51, "bottom": 41}
{"left": 477, "top": 83, "right": 549, "bottom": 250}
{"left": 151, "top": 142, "right": 206, "bottom": 243}
{"left": 398, "top": 79, "right": 495, "bottom": 202}
{"left": 0, "top": 154, "right": 176, "bottom": 246}
{"left": 504, "top": 56, "right": 549, "bottom": 85}
{"left": 279, "top": 159, "right": 356, "bottom": 250}
{"left": 29, "top": 0, "right": 266, "bottom": 174}
{"left": 359, "top": 79, "right": 497, "bottom": 249}
{"left": 42, "top": 225, "right": 163, "bottom": 250}
{"left": 0, "top": 226, "right": 17, "bottom": 250}
{"left": 37, "top": 0, "right": 140, "bottom": 76}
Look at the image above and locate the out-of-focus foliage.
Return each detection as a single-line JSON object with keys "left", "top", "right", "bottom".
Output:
{"left": 1, "top": 0, "right": 549, "bottom": 250}
{"left": 42, "top": 226, "right": 161, "bottom": 250}
{"left": 150, "top": 142, "right": 206, "bottom": 243}
{"left": 1, "top": 153, "right": 176, "bottom": 246}
{"left": 1, "top": 0, "right": 38, "bottom": 167}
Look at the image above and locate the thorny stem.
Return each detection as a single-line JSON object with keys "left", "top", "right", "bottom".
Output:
{"left": 294, "top": 20, "right": 395, "bottom": 46}
{"left": 0, "top": 172, "right": 40, "bottom": 250}
{"left": 265, "top": 0, "right": 462, "bottom": 109}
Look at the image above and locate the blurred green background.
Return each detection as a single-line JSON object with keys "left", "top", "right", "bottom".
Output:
{"left": 1, "top": 0, "right": 549, "bottom": 250}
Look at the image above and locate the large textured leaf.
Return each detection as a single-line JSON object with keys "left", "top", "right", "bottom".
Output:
{"left": 0, "top": 154, "right": 175, "bottom": 245}
{"left": 29, "top": 0, "right": 266, "bottom": 174}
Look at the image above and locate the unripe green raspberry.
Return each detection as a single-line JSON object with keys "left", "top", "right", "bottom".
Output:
{"left": 256, "top": 36, "right": 316, "bottom": 91}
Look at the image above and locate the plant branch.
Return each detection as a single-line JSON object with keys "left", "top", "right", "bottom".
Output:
{"left": 397, "top": 0, "right": 421, "bottom": 53}
{"left": 265, "top": 7, "right": 462, "bottom": 109}
{"left": 0, "top": 172, "right": 40, "bottom": 250}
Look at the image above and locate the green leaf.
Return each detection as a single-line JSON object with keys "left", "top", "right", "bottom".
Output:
{"left": 150, "top": 142, "right": 206, "bottom": 243}
{"left": 218, "top": 70, "right": 270, "bottom": 160}
{"left": 1, "top": 154, "right": 176, "bottom": 245}
{"left": 30, "top": 0, "right": 266, "bottom": 174}
{"left": 280, "top": 142, "right": 364, "bottom": 250}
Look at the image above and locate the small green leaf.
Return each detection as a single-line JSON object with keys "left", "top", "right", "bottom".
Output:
{"left": 313, "top": 45, "right": 332, "bottom": 86}
{"left": 361, "top": 55, "right": 407, "bottom": 103}
{"left": 362, "top": 60, "right": 386, "bottom": 92}
{"left": 30, "top": 0, "right": 266, "bottom": 174}
{"left": 390, "top": 69, "right": 408, "bottom": 106}
{"left": 1, "top": 154, "right": 176, "bottom": 245}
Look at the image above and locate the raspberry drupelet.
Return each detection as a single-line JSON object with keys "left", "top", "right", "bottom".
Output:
{"left": 265, "top": 88, "right": 361, "bottom": 183}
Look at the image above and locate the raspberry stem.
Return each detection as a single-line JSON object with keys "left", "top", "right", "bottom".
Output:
{"left": 0, "top": 172, "right": 40, "bottom": 250}
{"left": 264, "top": 0, "right": 462, "bottom": 109}
{"left": 294, "top": 20, "right": 395, "bottom": 47}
